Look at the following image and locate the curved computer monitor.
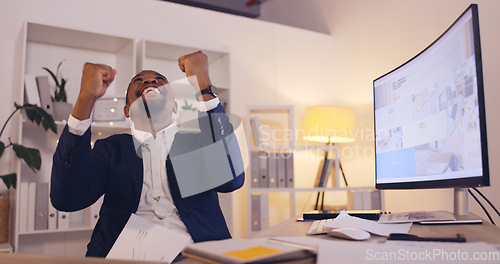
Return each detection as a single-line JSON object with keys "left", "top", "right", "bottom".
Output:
{"left": 373, "top": 4, "right": 489, "bottom": 194}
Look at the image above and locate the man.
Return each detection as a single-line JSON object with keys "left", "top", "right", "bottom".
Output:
{"left": 51, "top": 51, "right": 245, "bottom": 257}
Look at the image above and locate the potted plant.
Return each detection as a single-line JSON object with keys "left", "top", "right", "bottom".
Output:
{"left": 0, "top": 103, "right": 56, "bottom": 242}
{"left": 43, "top": 60, "right": 73, "bottom": 121}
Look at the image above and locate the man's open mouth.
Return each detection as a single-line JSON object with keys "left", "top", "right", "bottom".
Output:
{"left": 142, "top": 86, "right": 160, "bottom": 95}
{"left": 138, "top": 85, "right": 165, "bottom": 97}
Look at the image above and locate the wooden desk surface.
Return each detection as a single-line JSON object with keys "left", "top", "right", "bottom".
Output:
{"left": 0, "top": 253, "right": 164, "bottom": 264}
{"left": 247, "top": 216, "right": 500, "bottom": 244}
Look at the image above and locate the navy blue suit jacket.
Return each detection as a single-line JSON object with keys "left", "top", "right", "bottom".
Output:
{"left": 50, "top": 104, "right": 244, "bottom": 257}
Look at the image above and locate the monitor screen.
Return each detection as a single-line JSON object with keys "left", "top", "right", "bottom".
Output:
{"left": 373, "top": 4, "right": 489, "bottom": 190}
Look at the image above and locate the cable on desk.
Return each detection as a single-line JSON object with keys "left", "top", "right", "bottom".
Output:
{"left": 472, "top": 187, "right": 500, "bottom": 217}
{"left": 469, "top": 188, "right": 495, "bottom": 225}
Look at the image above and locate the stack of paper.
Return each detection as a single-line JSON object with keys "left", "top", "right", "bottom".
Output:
{"left": 106, "top": 214, "right": 191, "bottom": 263}
{"left": 182, "top": 238, "right": 315, "bottom": 264}
{"left": 324, "top": 210, "right": 412, "bottom": 236}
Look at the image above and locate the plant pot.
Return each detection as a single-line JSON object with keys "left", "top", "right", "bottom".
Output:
{"left": 53, "top": 102, "right": 73, "bottom": 121}
{"left": 0, "top": 193, "right": 9, "bottom": 243}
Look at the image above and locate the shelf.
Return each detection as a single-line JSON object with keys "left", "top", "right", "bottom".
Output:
{"left": 27, "top": 23, "right": 132, "bottom": 54}
{"left": 0, "top": 242, "right": 13, "bottom": 253}
{"left": 249, "top": 145, "right": 338, "bottom": 152}
{"left": 18, "top": 226, "right": 93, "bottom": 236}
{"left": 15, "top": 21, "right": 236, "bottom": 254}
{"left": 22, "top": 120, "right": 131, "bottom": 136}
{"left": 138, "top": 39, "right": 230, "bottom": 89}
{"left": 24, "top": 21, "right": 136, "bottom": 100}
{"left": 13, "top": 21, "right": 137, "bottom": 254}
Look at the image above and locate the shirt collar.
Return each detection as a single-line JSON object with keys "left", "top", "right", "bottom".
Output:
{"left": 130, "top": 119, "right": 179, "bottom": 146}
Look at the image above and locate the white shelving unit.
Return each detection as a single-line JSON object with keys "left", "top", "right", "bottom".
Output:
{"left": 245, "top": 106, "right": 376, "bottom": 233}
{"left": 9, "top": 21, "right": 236, "bottom": 254}
{"left": 12, "top": 21, "right": 136, "bottom": 254}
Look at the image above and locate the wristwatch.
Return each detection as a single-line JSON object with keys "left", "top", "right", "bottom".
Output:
{"left": 195, "top": 85, "right": 218, "bottom": 101}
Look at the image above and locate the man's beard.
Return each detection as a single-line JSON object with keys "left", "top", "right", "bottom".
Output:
{"left": 129, "top": 92, "right": 174, "bottom": 135}
{"left": 140, "top": 93, "right": 168, "bottom": 117}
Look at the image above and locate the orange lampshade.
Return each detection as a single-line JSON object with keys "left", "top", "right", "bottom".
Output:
{"left": 304, "top": 106, "right": 355, "bottom": 143}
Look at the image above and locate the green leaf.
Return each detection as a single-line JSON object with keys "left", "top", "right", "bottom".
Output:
{"left": 13, "top": 143, "right": 41, "bottom": 173}
{"left": 22, "top": 104, "right": 57, "bottom": 134}
{"left": 0, "top": 173, "right": 16, "bottom": 189}
{"left": 59, "top": 78, "right": 67, "bottom": 102}
{"left": 0, "top": 141, "right": 4, "bottom": 158}
{"left": 56, "top": 60, "right": 65, "bottom": 78}
{"left": 42, "top": 67, "right": 61, "bottom": 89}
{"left": 60, "top": 78, "right": 67, "bottom": 90}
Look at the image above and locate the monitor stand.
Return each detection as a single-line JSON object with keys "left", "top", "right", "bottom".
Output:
{"left": 419, "top": 188, "right": 483, "bottom": 225}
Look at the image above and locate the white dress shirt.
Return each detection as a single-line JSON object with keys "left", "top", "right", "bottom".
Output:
{"left": 67, "top": 98, "right": 220, "bottom": 241}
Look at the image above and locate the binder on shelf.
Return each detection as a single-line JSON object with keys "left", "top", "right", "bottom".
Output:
{"left": 251, "top": 194, "right": 260, "bottom": 232}
{"left": 322, "top": 159, "right": 335, "bottom": 187}
{"left": 18, "top": 182, "right": 29, "bottom": 232}
{"left": 267, "top": 154, "right": 278, "bottom": 188}
{"left": 47, "top": 183, "right": 58, "bottom": 230}
{"left": 348, "top": 191, "right": 365, "bottom": 210}
{"left": 258, "top": 153, "right": 268, "bottom": 188}
{"left": 57, "top": 211, "right": 70, "bottom": 230}
{"left": 35, "top": 76, "right": 54, "bottom": 116}
{"left": 314, "top": 156, "right": 326, "bottom": 187}
{"left": 250, "top": 152, "right": 260, "bottom": 188}
{"left": 35, "top": 182, "right": 49, "bottom": 230}
{"left": 285, "top": 153, "right": 294, "bottom": 188}
{"left": 48, "top": 201, "right": 58, "bottom": 230}
{"left": 251, "top": 193, "right": 269, "bottom": 232}
{"left": 90, "top": 196, "right": 104, "bottom": 227}
{"left": 348, "top": 190, "right": 382, "bottom": 210}
{"left": 276, "top": 155, "right": 286, "bottom": 188}
{"left": 316, "top": 157, "right": 335, "bottom": 188}
{"left": 260, "top": 194, "right": 269, "bottom": 231}
{"left": 27, "top": 182, "right": 36, "bottom": 231}
{"left": 370, "top": 190, "right": 382, "bottom": 210}
{"left": 249, "top": 117, "right": 262, "bottom": 147}
{"left": 24, "top": 74, "right": 41, "bottom": 106}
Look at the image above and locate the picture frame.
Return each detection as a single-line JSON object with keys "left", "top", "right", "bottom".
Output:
{"left": 92, "top": 96, "right": 126, "bottom": 122}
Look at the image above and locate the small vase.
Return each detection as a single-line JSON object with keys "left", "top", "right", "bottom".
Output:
{"left": 53, "top": 102, "right": 73, "bottom": 121}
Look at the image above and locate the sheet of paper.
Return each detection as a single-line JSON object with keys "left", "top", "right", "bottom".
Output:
{"left": 324, "top": 210, "right": 411, "bottom": 236}
{"left": 268, "top": 236, "right": 323, "bottom": 252}
{"left": 106, "top": 214, "right": 191, "bottom": 263}
{"left": 378, "top": 211, "right": 456, "bottom": 223}
{"left": 317, "top": 240, "right": 500, "bottom": 264}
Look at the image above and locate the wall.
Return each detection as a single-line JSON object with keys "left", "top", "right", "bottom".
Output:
{"left": 0, "top": 0, "right": 335, "bottom": 244}
{"left": 315, "top": 0, "right": 500, "bottom": 220}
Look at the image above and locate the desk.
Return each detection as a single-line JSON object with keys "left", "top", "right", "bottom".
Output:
{"left": 175, "top": 215, "right": 500, "bottom": 263}
{"left": 2, "top": 217, "right": 499, "bottom": 264}
{"left": 247, "top": 215, "right": 500, "bottom": 244}
{"left": 0, "top": 253, "right": 163, "bottom": 264}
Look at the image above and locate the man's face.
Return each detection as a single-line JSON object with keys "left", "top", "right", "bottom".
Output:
{"left": 124, "top": 70, "right": 176, "bottom": 119}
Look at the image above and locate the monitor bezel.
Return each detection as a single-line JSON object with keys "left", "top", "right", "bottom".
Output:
{"left": 373, "top": 4, "right": 490, "bottom": 190}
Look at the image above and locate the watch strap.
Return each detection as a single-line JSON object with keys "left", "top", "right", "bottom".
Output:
{"left": 195, "top": 85, "right": 217, "bottom": 101}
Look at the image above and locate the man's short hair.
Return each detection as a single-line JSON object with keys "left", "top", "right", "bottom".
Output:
{"left": 125, "top": 70, "right": 168, "bottom": 105}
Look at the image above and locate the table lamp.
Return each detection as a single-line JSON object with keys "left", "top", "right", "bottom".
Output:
{"left": 304, "top": 106, "right": 355, "bottom": 210}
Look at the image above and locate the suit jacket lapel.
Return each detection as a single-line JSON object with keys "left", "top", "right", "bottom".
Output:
{"left": 124, "top": 136, "right": 144, "bottom": 210}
